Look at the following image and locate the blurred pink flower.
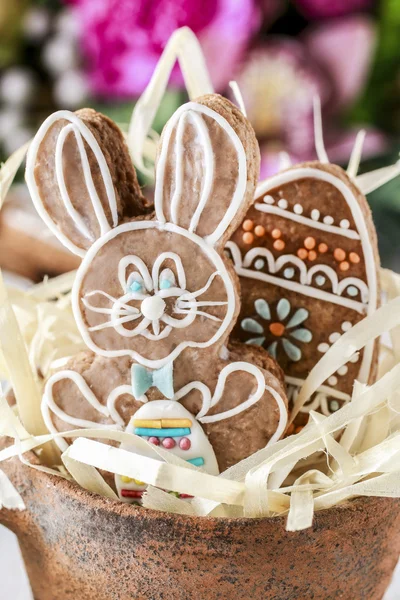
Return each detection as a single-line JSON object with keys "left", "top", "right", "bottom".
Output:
{"left": 303, "top": 15, "right": 376, "bottom": 109}
{"left": 294, "top": 0, "right": 373, "bottom": 19}
{"left": 67, "top": 0, "right": 261, "bottom": 97}
{"left": 234, "top": 15, "right": 384, "bottom": 178}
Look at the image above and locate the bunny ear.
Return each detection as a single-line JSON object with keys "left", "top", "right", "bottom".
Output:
{"left": 154, "top": 95, "right": 260, "bottom": 251}
{"left": 26, "top": 109, "right": 147, "bottom": 257}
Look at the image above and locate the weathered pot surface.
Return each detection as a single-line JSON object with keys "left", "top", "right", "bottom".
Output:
{"left": 1, "top": 452, "right": 399, "bottom": 600}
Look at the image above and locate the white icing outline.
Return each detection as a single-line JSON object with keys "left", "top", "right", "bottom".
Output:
{"left": 227, "top": 242, "right": 368, "bottom": 313}
{"left": 74, "top": 221, "right": 236, "bottom": 368}
{"left": 26, "top": 110, "right": 118, "bottom": 257}
{"left": 154, "top": 102, "right": 247, "bottom": 247}
{"left": 255, "top": 203, "right": 360, "bottom": 240}
{"left": 42, "top": 370, "right": 126, "bottom": 451}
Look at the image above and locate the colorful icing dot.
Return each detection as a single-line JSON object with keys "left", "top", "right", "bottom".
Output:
{"left": 311, "top": 209, "right": 320, "bottom": 221}
{"left": 290, "top": 328, "right": 312, "bottom": 342}
{"left": 328, "top": 376, "right": 338, "bottom": 386}
{"left": 121, "top": 475, "right": 133, "bottom": 483}
{"left": 284, "top": 267, "right": 295, "bottom": 279}
{"left": 254, "top": 225, "right": 265, "bottom": 237}
{"left": 349, "top": 252, "right": 360, "bottom": 264}
{"left": 273, "top": 239, "right": 285, "bottom": 251}
{"left": 304, "top": 237, "right": 316, "bottom": 250}
{"left": 294, "top": 203, "right": 303, "bottom": 214}
{"left": 271, "top": 228, "right": 282, "bottom": 239}
{"left": 347, "top": 286, "right": 358, "bottom": 297}
{"left": 277, "top": 298, "right": 291, "bottom": 320}
{"left": 323, "top": 216, "right": 334, "bottom": 225}
{"left": 129, "top": 280, "right": 142, "bottom": 292}
{"left": 329, "top": 332, "right": 341, "bottom": 343}
{"left": 149, "top": 436, "right": 160, "bottom": 445}
{"left": 341, "top": 321, "right": 352, "bottom": 332}
{"left": 160, "top": 280, "right": 172, "bottom": 290}
{"left": 269, "top": 322, "right": 285, "bottom": 337}
{"left": 339, "top": 261, "right": 350, "bottom": 271}
{"left": 318, "top": 343, "right": 329, "bottom": 353}
{"left": 254, "top": 298, "right": 271, "bottom": 320}
{"left": 308, "top": 250, "right": 317, "bottom": 261}
{"left": 318, "top": 243, "right": 328, "bottom": 253}
{"left": 282, "top": 339, "right": 302, "bottom": 361}
{"left": 254, "top": 259, "right": 265, "bottom": 270}
{"left": 330, "top": 400, "right": 340, "bottom": 412}
{"left": 264, "top": 195, "right": 275, "bottom": 204}
{"left": 242, "top": 219, "right": 254, "bottom": 231}
{"left": 316, "top": 275, "right": 326, "bottom": 286}
{"left": 297, "top": 248, "right": 308, "bottom": 260}
{"left": 242, "top": 232, "right": 254, "bottom": 244}
{"left": 278, "top": 199, "right": 288, "bottom": 209}
{"left": 241, "top": 318, "right": 264, "bottom": 334}
{"left": 334, "top": 248, "right": 346, "bottom": 262}
{"left": 162, "top": 437, "right": 176, "bottom": 449}
{"left": 179, "top": 437, "right": 191, "bottom": 451}
{"left": 340, "top": 219, "right": 350, "bottom": 229}
{"left": 338, "top": 365, "right": 348, "bottom": 376}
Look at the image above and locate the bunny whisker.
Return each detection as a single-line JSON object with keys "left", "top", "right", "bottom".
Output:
{"left": 174, "top": 308, "right": 222, "bottom": 323}
{"left": 180, "top": 271, "right": 221, "bottom": 300}
{"left": 82, "top": 298, "right": 137, "bottom": 317}
{"left": 84, "top": 290, "right": 139, "bottom": 313}
{"left": 88, "top": 313, "right": 141, "bottom": 332}
{"left": 177, "top": 300, "right": 228, "bottom": 308}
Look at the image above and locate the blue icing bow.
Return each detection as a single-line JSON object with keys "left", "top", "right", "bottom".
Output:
{"left": 131, "top": 362, "right": 174, "bottom": 399}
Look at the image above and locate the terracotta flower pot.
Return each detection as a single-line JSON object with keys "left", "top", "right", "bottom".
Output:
{"left": 1, "top": 453, "right": 399, "bottom": 600}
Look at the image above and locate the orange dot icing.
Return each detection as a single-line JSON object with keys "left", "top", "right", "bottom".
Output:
{"left": 304, "top": 237, "right": 316, "bottom": 250}
{"left": 318, "top": 243, "right": 328, "bottom": 253}
{"left": 242, "top": 219, "right": 254, "bottom": 231}
{"left": 349, "top": 252, "right": 360, "bottom": 264}
{"left": 242, "top": 232, "right": 254, "bottom": 244}
{"left": 269, "top": 322, "right": 285, "bottom": 337}
{"left": 271, "top": 228, "right": 281, "bottom": 239}
{"left": 308, "top": 250, "right": 317, "bottom": 261}
{"left": 254, "top": 225, "right": 265, "bottom": 237}
{"left": 334, "top": 248, "right": 346, "bottom": 262}
{"left": 340, "top": 261, "right": 350, "bottom": 271}
{"left": 297, "top": 248, "right": 308, "bottom": 260}
{"left": 273, "top": 239, "right": 285, "bottom": 251}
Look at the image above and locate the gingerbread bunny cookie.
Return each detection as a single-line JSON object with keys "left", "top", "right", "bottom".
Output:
{"left": 228, "top": 161, "right": 380, "bottom": 424}
{"left": 26, "top": 95, "right": 288, "bottom": 500}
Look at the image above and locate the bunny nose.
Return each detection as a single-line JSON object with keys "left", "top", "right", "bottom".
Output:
{"left": 141, "top": 295, "right": 166, "bottom": 320}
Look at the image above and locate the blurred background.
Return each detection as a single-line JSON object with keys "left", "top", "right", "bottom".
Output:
{"left": 0, "top": 0, "right": 400, "bottom": 275}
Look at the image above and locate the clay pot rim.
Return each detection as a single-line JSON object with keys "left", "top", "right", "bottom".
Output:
{"left": 25, "top": 449, "right": 388, "bottom": 529}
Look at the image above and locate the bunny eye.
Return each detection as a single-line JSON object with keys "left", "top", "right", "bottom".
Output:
{"left": 159, "top": 268, "right": 176, "bottom": 290}
{"left": 127, "top": 272, "right": 145, "bottom": 293}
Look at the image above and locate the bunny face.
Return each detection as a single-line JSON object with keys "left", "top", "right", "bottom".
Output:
{"left": 75, "top": 220, "right": 236, "bottom": 367}
{"left": 26, "top": 99, "right": 256, "bottom": 369}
